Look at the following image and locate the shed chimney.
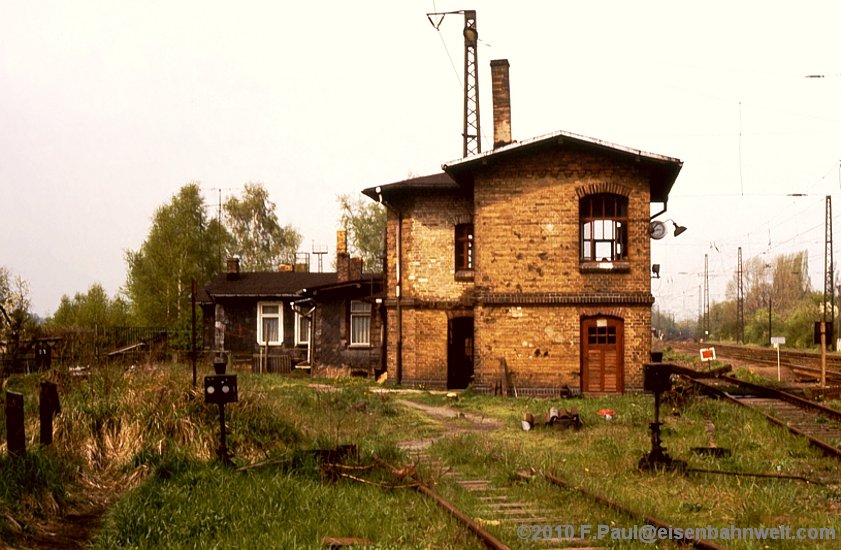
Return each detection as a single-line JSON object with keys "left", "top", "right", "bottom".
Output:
{"left": 336, "top": 230, "right": 348, "bottom": 256}
{"left": 226, "top": 256, "right": 240, "bottom": 281}
{"left": 490, "top": 59, "right": 512, "bottom": 148}
{"left": 336, "top": 230, "right": 350, "bottom": 282}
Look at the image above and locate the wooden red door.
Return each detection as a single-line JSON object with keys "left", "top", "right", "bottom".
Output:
{"left": 581, "top": 317, "right": 624, "bottom": 394}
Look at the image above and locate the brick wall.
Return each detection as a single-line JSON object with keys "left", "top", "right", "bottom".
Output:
{"left": 381, "top": 146, "right": 657, "bottom": 392}
{"left": 474, "top": 304, "right": 650, "bottom": 393}
{"left": 384, "top": 193, "right": 474, "bottom": 302}
{"left": 474, "top": 147, "right": 652, "bottom": 296}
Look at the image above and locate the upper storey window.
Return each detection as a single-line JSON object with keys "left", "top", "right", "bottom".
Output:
{"left": 580, "top": 193, "right": 628, "bottom": 262}
{"left": 455, "top": 223, "right": 474, "bottom": 271}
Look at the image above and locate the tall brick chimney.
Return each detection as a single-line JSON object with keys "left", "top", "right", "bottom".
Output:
{"left": 490, "top": 59, "right": 512, "bottom": 148}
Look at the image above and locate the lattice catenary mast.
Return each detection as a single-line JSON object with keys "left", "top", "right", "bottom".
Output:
{"left": 427, "top": 9, "right": 481, "bottom": 157}
{"left": 825, "top": 195, "right": 834, "bottom": 345}
{"left": 737, "top": 247, "right": 745, "bottom": 344}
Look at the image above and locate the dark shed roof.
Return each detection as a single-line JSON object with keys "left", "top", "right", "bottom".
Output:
{"left": 361, "top": 172, "right": 460, "bottom": 203}
{"left": 205, "top": 271, "right": 339, "bottom": 299}
{"left": 300, "top": 274, "right": 384, "bottom": 301}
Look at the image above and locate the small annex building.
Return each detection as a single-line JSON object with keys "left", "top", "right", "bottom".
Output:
{"left": 362, "top": 59, "right": 683, "bottom": 395}
{"left": 203, "top": 232, "right": 382, "bottom": 375}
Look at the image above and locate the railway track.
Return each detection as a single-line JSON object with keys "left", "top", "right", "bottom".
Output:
{"left": 669, "top": 341, "right": 841, "bottom": 383}
{"left": 375, "top": 401, "right": 728, "bottom": 550}
{"left": 685, "top": 373, "right": 841, "bottom": 459}
{"left": 359, "top": 381, "right": 841, "bottom": 548}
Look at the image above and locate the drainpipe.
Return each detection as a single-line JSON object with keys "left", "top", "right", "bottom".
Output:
{"left": 307, "top": 305, "right": 315, "bottom": 366}
{"left": 649, "top": 200, "right": 668, "bottom": 221}
{"left": 377, "top": 187, "right": 403, "bottom": 384}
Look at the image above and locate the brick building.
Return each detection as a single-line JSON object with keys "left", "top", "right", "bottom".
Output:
{"left": 363, "top": 59, "right": 683, "bottom": 395}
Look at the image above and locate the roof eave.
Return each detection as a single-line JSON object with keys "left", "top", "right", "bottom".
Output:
{"left": 442, "top": 129, "right": 683, "bottom": 202}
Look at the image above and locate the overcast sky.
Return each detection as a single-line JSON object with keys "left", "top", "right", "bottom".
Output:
{"left": 2, "top": 1, "right": 840, "bottom": 319}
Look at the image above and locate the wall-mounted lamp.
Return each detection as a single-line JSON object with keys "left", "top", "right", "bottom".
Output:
{"left": 649, "top": 219, "right": 688, "bottom": 239}
{"left": 652, "top": 264, "right": 661, "bottom": 278}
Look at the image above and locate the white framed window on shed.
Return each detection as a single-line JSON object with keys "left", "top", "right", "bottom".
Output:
{"left": 257, "top": 302, "right": 283, "bottom": 346}
{"left": 295, "top": 312, "right": 311, "bottom": 346}
{"left": 349, "top": 300, "right": 371, "bottom": 347}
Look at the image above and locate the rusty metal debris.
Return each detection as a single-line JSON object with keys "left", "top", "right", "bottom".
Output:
{"left": 691, "top": 419, "right": 731, "bottom": 458}
{"left": 521, "top": 407, "right": 582, "bottom": 431}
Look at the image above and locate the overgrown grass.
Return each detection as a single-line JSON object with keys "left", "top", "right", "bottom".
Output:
{"left": 0, "top": 449, "right": 74, "bottom": 540}
{"left": 4, "top": 364, "right": 841, "bottom": 548}
{"left": 406, "top": 390, "right": 841, "bottom": 548}
{"left": 0, "top": 364, "right": 443, "bottom": 547}
{"left": 94, "top": 458, "right": 482, "bottom": 549}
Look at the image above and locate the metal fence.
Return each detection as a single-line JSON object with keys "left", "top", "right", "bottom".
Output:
{"left": 3, "top": 326, "right": 198, "bottom": 371}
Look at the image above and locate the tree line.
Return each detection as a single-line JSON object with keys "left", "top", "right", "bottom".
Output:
{"left": 1, "top": 182, "right": 384, "bottom": 371}
{"left": 656, "top": 250, "right": 835, "bottom": 349}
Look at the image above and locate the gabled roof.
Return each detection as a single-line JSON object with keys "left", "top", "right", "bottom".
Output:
{"left": 442, "top": 129, "right": 683, "bottom": 203}
{"left": 205, "top": 271, "right": 339, "bottom": 299}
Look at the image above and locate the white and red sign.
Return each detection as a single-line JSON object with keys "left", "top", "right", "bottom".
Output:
{"left": 700, "top": 347, "right": 716, "bottom": 362}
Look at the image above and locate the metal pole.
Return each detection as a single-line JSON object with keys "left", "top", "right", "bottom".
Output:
{"left": 769, "top": 289, "right": 772, "bottom": 347}
{"left": 218, "top": 402, "right": 230, "bottom": 463}
{"left": 821, "top": 321, "right": 827, "bottom": 388}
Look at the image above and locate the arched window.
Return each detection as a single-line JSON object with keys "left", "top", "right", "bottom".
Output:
{"left": 580, "top": 193, "right": 628, "bottom": 262}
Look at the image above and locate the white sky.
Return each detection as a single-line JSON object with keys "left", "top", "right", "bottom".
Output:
{"left": 2, "top": 1, "right": 840, "bottom": 319}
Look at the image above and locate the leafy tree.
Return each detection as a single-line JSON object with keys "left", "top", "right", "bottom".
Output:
{"left": 0, "top": 266, "right": 36, "bottom": 377}
{"left": 338, "top": 193, "right": 386, "bottom": 271}
{"left": 125, "top": 183, "right": 227, "bottom": 330}
{"left": 48, "top": 283, "right": 131, "bottom": 329}
{"left": 224, "top": 183, "right": 301, "bottom": 270}
{"left": 707, "top": 250, "right": 818, "bottom": 347}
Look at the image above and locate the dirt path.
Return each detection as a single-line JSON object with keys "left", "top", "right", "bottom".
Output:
{"left": 393, "top": 398, "right": 504, "bottom": 453}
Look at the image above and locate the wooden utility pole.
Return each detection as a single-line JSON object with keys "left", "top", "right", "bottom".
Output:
{"left": 5, "top": 391, "right": 25, "bottom": 457}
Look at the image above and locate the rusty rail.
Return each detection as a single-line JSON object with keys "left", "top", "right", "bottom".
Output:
{"left": 718, "top": 374, "right": 841, "bottom": 421}
{"left": 373, "top": 456, "right": 511, "bottom": 550}
{"left": 689, "top": 376, "right": 841, "bottom": 460}
{"left": 531, "top": 471, "right": 728, "bottom": 550}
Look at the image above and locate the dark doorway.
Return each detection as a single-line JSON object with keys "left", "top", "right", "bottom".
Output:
{"left": 580, "top": 316, "right": 624, "bottom": 394}
{"left": 447, "top": 316, "right": 474, "bottom": 389}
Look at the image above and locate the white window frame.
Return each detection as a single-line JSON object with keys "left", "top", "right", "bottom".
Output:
{"left": 257, "top": 301, "right": 283, "bottom": 346}
{"left": 580, "top": 193, "right": 629, "bottom": 263}
{"left": 295, "top": 311, "right": 311, "bottom": 346}
{"left": 349, "top": 300, "right": 371, "bottom": 348}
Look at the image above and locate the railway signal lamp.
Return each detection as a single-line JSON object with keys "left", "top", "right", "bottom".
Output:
{"left": 205, "top": 355, "right": 238, "bottom": 465}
